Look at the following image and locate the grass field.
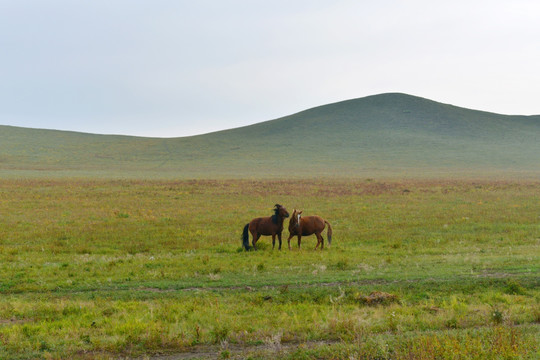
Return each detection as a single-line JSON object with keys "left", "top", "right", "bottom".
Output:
{"left": 0, "top": 178, "right": 539, "bottom": 359}
{"left": 2, "top": 94, "right": 540, "bottom": 179}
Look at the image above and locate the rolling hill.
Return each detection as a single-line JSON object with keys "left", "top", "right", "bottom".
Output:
{"left": 1, "top": 93, "right": 539, "bottom": 178}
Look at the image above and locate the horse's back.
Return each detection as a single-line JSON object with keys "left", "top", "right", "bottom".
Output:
{"left": 250, "top": 216, "right": 280, "bottom": 235}
{"left": 306, "top": 215, "right": 325, "bottom": 226}
{"left": 249, "top": 217, "right": 264, "bottom": 229}
{"left": 301, "top": 215, "right": 326, "bottom": 233}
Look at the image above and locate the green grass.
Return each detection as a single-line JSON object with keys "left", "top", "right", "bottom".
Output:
{"left": 0, "top": 179, "right": 538, "bottom": 359}
{"left": 2, "top": 93, "right": 540, "bottom": 178}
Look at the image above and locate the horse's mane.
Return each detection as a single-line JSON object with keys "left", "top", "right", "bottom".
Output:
{"left": 271, "top": 204, "right": 281, "bottom": 224}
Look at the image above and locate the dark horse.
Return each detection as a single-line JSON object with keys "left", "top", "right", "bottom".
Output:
{"left": 242, "top": 204, "right": 290, "bottom": 250}
{"left": 287, "top": 209, "right": 332, "bottom": 250}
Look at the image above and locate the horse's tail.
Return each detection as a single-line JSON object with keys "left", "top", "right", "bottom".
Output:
{"left": 242, "top": 223, "right": 250, "bottom": 251}
{"left": 325, "top": 220, "right": 333, "bottom": 245}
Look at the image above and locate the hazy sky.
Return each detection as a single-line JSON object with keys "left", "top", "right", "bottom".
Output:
{"left": 1, "top": 1, "right": 540, "bottom": 137}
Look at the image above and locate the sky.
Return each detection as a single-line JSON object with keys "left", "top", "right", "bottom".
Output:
{"left": 1, "top": 0, "right": 540, "bottom": 137}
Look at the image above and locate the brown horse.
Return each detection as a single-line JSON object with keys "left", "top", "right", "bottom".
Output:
{"left": 287, "top": 209, "right": 332, "bottom": 250}
{"left": 242, "top": 204, "right": 290, "bottom": 250}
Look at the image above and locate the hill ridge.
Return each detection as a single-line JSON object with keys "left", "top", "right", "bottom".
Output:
{"left": 1, "top": 93, "right": 539, "bottom": 178}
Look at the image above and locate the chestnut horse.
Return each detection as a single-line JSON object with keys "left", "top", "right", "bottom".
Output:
{"left": 287, "top": 209, "right": 332, "bottom": 250}
{"left": 242, "top": 204, "right": 290, "bottom": 250}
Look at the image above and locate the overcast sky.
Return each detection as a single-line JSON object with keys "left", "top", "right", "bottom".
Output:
{"left": 1, "top": 1, "right": 539, "bottom": 137}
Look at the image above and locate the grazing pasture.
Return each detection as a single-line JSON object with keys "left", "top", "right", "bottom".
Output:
{"left": 0, "top": 179, "right": 538, "bottom": 359}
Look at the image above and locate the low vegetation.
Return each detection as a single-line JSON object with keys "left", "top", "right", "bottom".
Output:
{"left": 2, "top": 93, "right": 540, "bottom": 179}
{"left": 0, "top": 179, "right": 538, "bottom": 359}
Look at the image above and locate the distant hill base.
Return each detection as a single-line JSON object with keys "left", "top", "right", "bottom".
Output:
{"left": 1, "top": 93, "right": 539, "bottom": 179}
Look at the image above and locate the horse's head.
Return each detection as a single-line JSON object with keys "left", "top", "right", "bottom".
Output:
{"left": 295, "top": 209, "right": 302, "bottom": 225}
{"left": 289, "top": 209, "right": 302, "bottom": 228}
{"left": 274, "top": 204, "right": 289, "bottom": 219}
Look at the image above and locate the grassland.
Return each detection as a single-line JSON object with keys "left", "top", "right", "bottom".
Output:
{"left": 2, "top": 93, "right": 540, "bottom": 179}
{"left": 0, "top": 178, "right": 538, "bottom": 359}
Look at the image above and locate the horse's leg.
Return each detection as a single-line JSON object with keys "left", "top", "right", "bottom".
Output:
{"left": 315, "top": 232, "right": 324, "bottom": 250}
{"left": 251, "top": 230, "right": 259, "bottom": 250}
{"left": 287, "top": 234, "right": 294, "bottom": 250}
{"left": 297, "top": 235, "right": 302, "bottom": 249}
{"left": 272, "top": 234, "right": 276, "bottom": 249}
{"left": 278, "top": 232, "right": 283, "bottom": 250}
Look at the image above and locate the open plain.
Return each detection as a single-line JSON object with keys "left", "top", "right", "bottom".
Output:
{"left": 0, "top": 178, "right": 538, "bottom": 359}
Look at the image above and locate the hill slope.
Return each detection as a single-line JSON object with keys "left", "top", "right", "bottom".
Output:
{"left": 1, "top": 93, "right": 539, "bottom": 178}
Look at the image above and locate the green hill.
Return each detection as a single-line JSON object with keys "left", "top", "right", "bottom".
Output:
{"left": 1, "top": 93, "right": 539, "bottom": 178}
